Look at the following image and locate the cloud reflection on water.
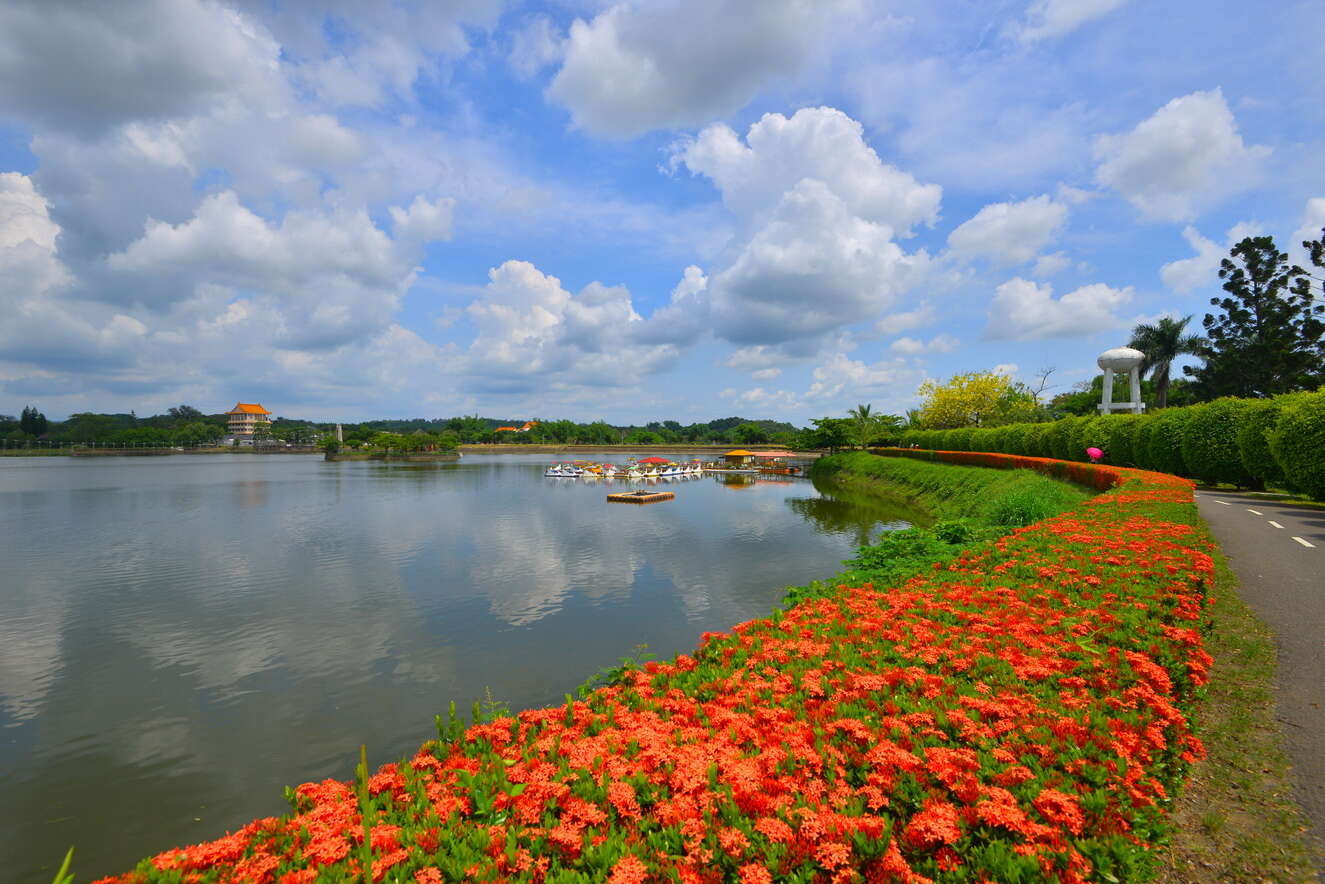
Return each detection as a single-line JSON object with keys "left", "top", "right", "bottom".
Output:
{"left": 0, "top": 455, "right": 919, "bottom": 880}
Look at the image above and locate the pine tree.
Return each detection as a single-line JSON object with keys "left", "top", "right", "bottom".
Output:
{"left": 1184, "top": 236, "right": 1325, "bottom": 398}
{"left": 1292, "top": 225, "right": 1325, "bottom": 304}
{"left": 19, "top": 405, "right": 48, "bottom": 436}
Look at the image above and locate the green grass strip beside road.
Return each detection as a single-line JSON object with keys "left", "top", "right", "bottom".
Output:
{"left": 1157, "top": 546, "right": 1320, "bottom": 882}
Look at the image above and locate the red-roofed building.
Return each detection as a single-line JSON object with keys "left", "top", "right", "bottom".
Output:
{"left": 226, "top": 402, "right": 272, "bottom": 438}
{"left": 494, "top": 421, "right": 539, "bottom": 434}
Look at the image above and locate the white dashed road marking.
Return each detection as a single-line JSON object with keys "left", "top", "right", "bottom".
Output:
{"left": 1216, "top": 500, "right": 1231, "bottom": 505}
{"left": 1269, "top": 520, "right": 1284, "bottom": 529}
{"left": 1292, "top": 537, "right": 1316, "bottom": 549}
{"left": 1247, "top": 508, "right": 1263, "bottom": 515}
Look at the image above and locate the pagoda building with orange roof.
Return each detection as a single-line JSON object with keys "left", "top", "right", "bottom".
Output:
{"left": 226, "top": 402, "right": 273, "bottom": 438}
{"left": 494, "top": 420, "right": 539, "bottom": 434}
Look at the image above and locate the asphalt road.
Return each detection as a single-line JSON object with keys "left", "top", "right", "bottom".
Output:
{"left": 1194, "top": 489, "right": 1325, "bottom": 855}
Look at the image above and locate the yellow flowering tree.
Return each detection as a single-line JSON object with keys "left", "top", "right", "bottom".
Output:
{"left": 916, "top": 371, "right": 1039, "bottom": 428}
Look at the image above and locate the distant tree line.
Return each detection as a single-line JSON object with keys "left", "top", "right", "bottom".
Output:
{"left": 1, "top": 408, "right": 810, "bottom": 449}
{"left": 0, "top": 406, "right": 320, "bottom": 447}
{"left": 334, "top": 415, "right": 803, "bottom": 448}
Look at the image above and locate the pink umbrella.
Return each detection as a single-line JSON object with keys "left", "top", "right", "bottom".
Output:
{"left": 1086, "top": 447, "right": 1103, "bottom": 463}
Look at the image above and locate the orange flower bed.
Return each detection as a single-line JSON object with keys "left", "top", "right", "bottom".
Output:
{"left": 98, "top": 454, "right": 1212, "bottom": 883}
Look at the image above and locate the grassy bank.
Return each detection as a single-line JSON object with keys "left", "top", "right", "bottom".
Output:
{"left": 782, "top": 452, "right": 1093, "bottom": 609}
{"left": 92, "top": 452, "right": 1226, "bottom": 883}
{"left": 810, "top": 451, "right": 1091, "bottom": 525}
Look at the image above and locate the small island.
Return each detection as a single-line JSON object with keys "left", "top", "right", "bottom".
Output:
{"left": 322, "top": 428, "right": 460, "bottom": 462}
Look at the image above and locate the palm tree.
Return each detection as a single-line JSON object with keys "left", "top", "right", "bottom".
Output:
{"left": 1128, "top": 315, "right": 1207, "bottom": 408}
{"left": 847, "top": 403, "right": 874, "bottom": 449}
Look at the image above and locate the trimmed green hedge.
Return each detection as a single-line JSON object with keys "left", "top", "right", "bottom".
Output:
{"left": 1181, "top": 399, "right": 1253, "bottom": 487}
{"left": 1145, "top": 408, "right": 1192, "bottom": 476}
{"left": 897, "top": 389, "right": 1325, "bottom": 499}
{"left": 1269, "top": 393, "right": 1325, "bottom": 499}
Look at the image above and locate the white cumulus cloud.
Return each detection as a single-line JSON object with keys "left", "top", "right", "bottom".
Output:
{"left": 548, "top": 0, "right": 852, "bottom": 137}
{"left": 985, "top": 277, "right": 1132, "bottom": 339}
{"left": 669, "top": 107, "right": 938, "bottom": 362}
{"left": 1032, "top": 251, "right": 1072, "bottom": 277}
{"left": 805, "top": 351, "right": 926, "bottom": 404}
{"left": 946, "top": 195, "right": 1067, "bottom": 265}
{"left": 890, "top": 334, "right": 959, "bottom": 355}
{"left": 0, "top": 173, "right": 61, "bottom": 251}
{"left": 875, "top": 305, "right": 936, "bottom": 336}
{"left": 675, "top": 107, "right": 942, "bottom": 237}
{"left": 1159, "top": 221, "right": 1261, "bottom": 293}
{"left": 105, "top": 190, "right": 448, "bottom": 351}
{"left": 1020, "top": 0, "right": 1130, "bottom": 42}
{"left": 1160, "top": 227, "right": 1222, "bottom": 294}
{"left": 460, "top": 260, "right": 680, "bottom": 394}
{"left": 1094, "top": 89, "right": 1269, "bottom": 222}
{"left": 707, "top": 179, "right": 930, "bottom": 347}
{"left": 508, "top": 14, "right": 565, "bottom": 79}
{"left": 0, "top": 0, "right": 281, "bottom": 135}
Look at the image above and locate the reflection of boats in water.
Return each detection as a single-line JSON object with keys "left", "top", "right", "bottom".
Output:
{"left": 713, "top": 472, "right": 807, "bottom": 490}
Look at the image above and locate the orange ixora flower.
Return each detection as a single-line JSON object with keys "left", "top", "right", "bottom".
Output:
{"left": 95, "top": 452, "right": 1213, "bottom": 884}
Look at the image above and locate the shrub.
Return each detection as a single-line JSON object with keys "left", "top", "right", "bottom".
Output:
{"left": 1181, "top": 399, "right": 1254, "bottom": 487}
{"left": 932, "top": 519, "right": 975, "bottom": 543}
{"left": 991, "top": 485, "right": 1061, "bottom": 526}
{"left": 948, "top": 428, "right": 972, "bottom": 451}
{"left": 1072, "top": 416, "right": 1108, "bottom": 462}
{"left": 1043, "top": 417, "right": 1079, "bottom": 461}
{"left": 1145, "top": 408, "right": 1193, "bottom": 477}
{"left": 1236, "top": 395, "right": 1312, "bottom": 488}
{"left": 1132, "top": 416, "right": 1157, "bottom": 471}
{"left": 1022, "top": 422, "right": 1049, "bottom": 457}
{"left": 1103, "top": 414, "right": 1142, "bottom": 467}
{"left": 1000, "top": 424, "right": 1028, "bottom": 454}
{"left": 1268, "top": 391, "right": 1325, "bottom": 500}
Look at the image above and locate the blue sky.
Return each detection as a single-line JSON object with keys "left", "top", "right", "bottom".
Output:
{"left": 0, "top": 0, "right": 1321, "bottom": 424}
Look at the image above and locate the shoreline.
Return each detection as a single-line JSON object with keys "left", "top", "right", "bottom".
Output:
{"left": 324, "top": 451, "right": 461, "bottom": 462}
{"left": 458, "top": 443, "right": 818, "bottom": 456}
{"left": 3, "top": 445, "right": 822, "bottom": 458}
{"left": 92, "top": 452, "right": 1242, "bottom": 883}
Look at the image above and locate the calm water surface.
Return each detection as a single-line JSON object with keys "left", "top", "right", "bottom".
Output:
{"left": 0, "top": 453, "right": 922, "bottom": 879}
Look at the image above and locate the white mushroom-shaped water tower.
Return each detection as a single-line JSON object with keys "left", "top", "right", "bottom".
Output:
{"left": 1097, "top": 347, "right": 1146, "bottom": 414}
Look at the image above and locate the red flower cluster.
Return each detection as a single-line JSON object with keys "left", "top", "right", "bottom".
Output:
{"left": 95, "top": 454, "right": 1211, "bottom": 883}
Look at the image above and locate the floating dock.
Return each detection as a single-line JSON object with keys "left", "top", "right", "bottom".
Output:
{"left": 606, "top": 490, "right": 675, "bottom": 504}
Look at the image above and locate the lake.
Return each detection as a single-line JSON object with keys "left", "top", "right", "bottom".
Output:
{"left": 0, "top": 453, "right": 922, "bottom": 879}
